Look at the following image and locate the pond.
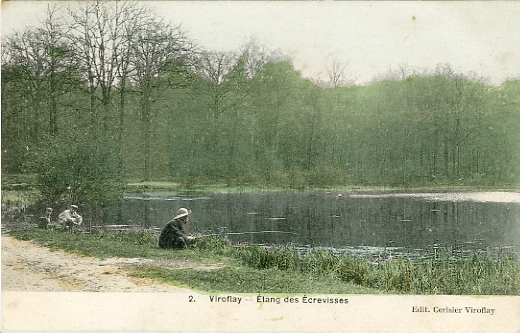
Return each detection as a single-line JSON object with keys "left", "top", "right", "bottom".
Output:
{"left": 105, "top": 191, "right": 520, "bottom": 260}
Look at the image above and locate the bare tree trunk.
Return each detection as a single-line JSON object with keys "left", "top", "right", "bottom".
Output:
{"left": 140, "top": 79, "right": 152, "bottom": 181}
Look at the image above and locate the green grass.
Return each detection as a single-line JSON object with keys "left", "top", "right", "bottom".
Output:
{"left": 9, "top": 228, "right": 235, "bottom": 265}
{"left": 9, "top": 228, "right": 520, "bottom": 295}
{"left": 1, "top": 174, "right": 42, "bottom": 204}
{"left": 193, "top": 237, "right": 520, "bottom": 295}
{"left": 125, "top": 181, "right": 182, "bottom": 193}
{"left": 122, "top": 180, "right": 520, "bottom": 195}
{"left": 1, "top": 189, "right": 42, "bottom": 205}
{"left": 124, "top": 181, "right": 298, "bottom": 195}
{"left": 408, "top": 254, "right": 520, "bottom": 295}
{"left": 4, "top": 173, "right": 518, "bottom": 204}
{"left": 132, "top": 266, "right": 378, "bottom": 294}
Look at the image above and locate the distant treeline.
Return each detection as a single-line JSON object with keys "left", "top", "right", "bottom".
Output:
{"left": 2, "top": 3, "right": 519, "bottom": 203}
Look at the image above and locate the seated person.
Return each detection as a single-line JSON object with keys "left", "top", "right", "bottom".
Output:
{"left": 58, "top": 205, "right": 83, "bottom": 230}
{"left": 158, "top": 208, "right": 197, "bottom": 249}
{"left": 38, "top": 207, "right": 53, "bottom": 228}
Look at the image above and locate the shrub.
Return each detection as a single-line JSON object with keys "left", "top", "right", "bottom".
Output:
{"left": 194, "top": 236, "right": 235, "bottom": 256}
{"left": 33, "top": 132, "right": 124, "bottom": 206}
{"left": 381, "top": 258, "right": 414, "bottom": 292}
{"left": 235, "top": 246, "right": 276, "bottom": 269}
{"left": 273, "top": 247, "right": 300, "bottom": 271}
{"left": 300, "top": 250, "right": 340, "bottom": 275}
{"left": 410, "top": 255, "right": 520, "bottom": 295}
{"left": 367, "top": 266, "right": 386, "bottom": 289}
{"left": 336, "top": 257, "right": 369, "bottom": 286}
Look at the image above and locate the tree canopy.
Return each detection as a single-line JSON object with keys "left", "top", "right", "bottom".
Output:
{"left": 2, "top": 2, "right": 519, "bottom": 204}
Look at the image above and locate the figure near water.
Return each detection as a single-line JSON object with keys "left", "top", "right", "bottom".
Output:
{"left": 58, "top": 205, "right": 83, "bottom": 231}
{"left": 158, "top": 208, "right": 198, "bottom": 249}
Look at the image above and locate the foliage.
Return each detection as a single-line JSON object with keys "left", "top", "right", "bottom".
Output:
{"left": 32, "top": 132, "right": 124, "bottom": 205}
{"left": 335, "top": 257, "right": 370, "bottom": 286}
{"left": 162, "top": 67, "right": 520, "bottom": 189}
{"left": 2, "top": 2, "right": 519, "bottom": 195}
{"left": 273, "top": 247, "right": 301, "bottom": 271}
{"left": 299, "top": 250, "right": 369, "bottom": 285}
{"left": 194, "top": 236, "right": 236, "bottom": 256}
{"left": 380, "top": 258, "right": 414, "bottom": 292}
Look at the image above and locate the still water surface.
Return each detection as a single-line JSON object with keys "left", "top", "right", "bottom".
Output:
{"left": 106, "top": 192, "right": 520, "bottom": 259}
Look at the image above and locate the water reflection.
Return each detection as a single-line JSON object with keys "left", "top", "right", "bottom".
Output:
{"left": 107, "top": 192, "right": 520, "bottom": 259}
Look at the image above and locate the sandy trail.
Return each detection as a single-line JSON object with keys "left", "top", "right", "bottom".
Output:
{"left": 1, "top": 234, "right": 224, "bottom": 292}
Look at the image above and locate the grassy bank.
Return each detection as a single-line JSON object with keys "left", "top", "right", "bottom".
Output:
{"left": 124, "top": 180, "right": 520, "bottom": 195}
{"left": 4, "top": 173, "right": 518, "bottom": 206}
{"left": 9, "top": 228, "right": 520, "bottom": 295}
{"left": 9, "top": 228, "right": 378, "bottom": 294}
{"left": 1, "top": 174, "right": 42, "bottom": 205}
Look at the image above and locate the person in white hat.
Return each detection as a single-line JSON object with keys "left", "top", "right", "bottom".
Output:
{"left": 58, "top": 205, "right": 83, "bottom": 231}
{"left": 158, "top": 208, "right": 196, "bottom": 249}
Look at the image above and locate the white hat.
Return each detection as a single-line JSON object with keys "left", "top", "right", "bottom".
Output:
{"left": 71, "top": 205, "right": 78, "bottom": 210}
{"left": 174, "top": 208, "right": 191, "bottom": 220}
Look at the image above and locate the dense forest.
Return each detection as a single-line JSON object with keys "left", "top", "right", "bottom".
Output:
{"left": 2, "top": 2, "right": 519, "bottom": 204}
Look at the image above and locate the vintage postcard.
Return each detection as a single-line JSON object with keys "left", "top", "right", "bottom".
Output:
{"left": 2, "top": 1, "right": 519, "bottom": 332}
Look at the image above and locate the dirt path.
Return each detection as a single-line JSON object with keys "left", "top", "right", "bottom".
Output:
{"left": 1, "top": 234, "right": 224, "bottom": 292}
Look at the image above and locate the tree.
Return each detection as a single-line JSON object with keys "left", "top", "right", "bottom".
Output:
{"left": 114, "top": 3, "right": 150, "bottom": 149}
{"left": 324, "top": 57, "right": 350, "bottom": 167}
{"left": 1, "top": 4, "right": 71, "bottom": 137}
{"left": 327, "top": 57, "right": 347, "bottom": 88}
{"left": 128, "top": 17, "right": 192, "bottom": 181}
{"left": 239, "top": 37, "right": 288, "bottom": 80}
{"left": 1, "top": 5, "right": 77, "bottom": 174}
{"left": 215, "top": 59, "right": 251, "bottom": 185}
{"left": 66, "top": 1, "right": 147, "bottom": 130}
{"left": 36, "top": 132, "right": 124, "bottom": 205}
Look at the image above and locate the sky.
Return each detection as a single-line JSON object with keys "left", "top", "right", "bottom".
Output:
{"left": 2, "top": 1, "right": 520, "bottom": 85}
